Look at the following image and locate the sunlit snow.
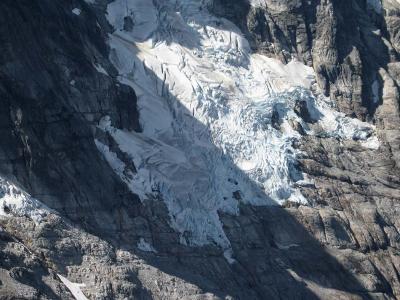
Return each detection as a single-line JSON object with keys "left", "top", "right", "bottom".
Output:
{"left": 93, "top": 63, "right": 109, "bottom": 76}
{"left": 99, "top": 0, "right": 379, "bottom": 252}
{"left": 0, "top": 178, "right": 50, "bottom": 223}
{"left": 58, "top": 274, "right": 88, "bottom": 300}
{"left": 72, "top": 8, "right": 81, "bottom": 16}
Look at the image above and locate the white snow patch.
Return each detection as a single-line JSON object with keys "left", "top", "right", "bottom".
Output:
{"left": 372, "top": 79, "right": 380, "bottom": 104}
{"left": 223, "top": 249, "right": 236, "bottom": 264}
{"left": 249, "top": 0, "right": 276, "bottom": 8}
{"left": 0, "top": 178, "right": 50, "bottom": 223}
{"left": 58, "top": 275, "right": 88, "bottom": 300}
{"left": 102, "top": 0, "right": 380, "bottom": 253}
{"left": 137, "top": 238, "right": 157, "bottom": 253}
{"left": 249, "top": 0, "right": 266, "bottom": 7}
{"left": 94, "top": 137, "right": 152, "bottom": 200}
{"left": 93, "top": 63, "right": 109, "bottom": 76}
{"left": 72, "top": 8, "right": 81, "bottom": 16}
{"left": 361, "top": 136, "right": 380, "bottom": 150}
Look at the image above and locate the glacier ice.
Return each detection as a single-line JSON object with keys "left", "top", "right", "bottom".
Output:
{"left": 99, "top": 0, "right": 379, "bottom": 253}
{"left": 372, "top": 79, "right": 380, "bottom": 104}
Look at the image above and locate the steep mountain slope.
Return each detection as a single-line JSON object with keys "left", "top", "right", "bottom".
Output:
{"left": 0, "top": 0, "right": 400, "bottom": 299}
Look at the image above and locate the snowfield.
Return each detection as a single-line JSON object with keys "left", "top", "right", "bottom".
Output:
{"left": 99, "top": 0, "right": 379, "bottom": 255}
{"left": 0, "top": 177, "right": 50, "bottom": 223}
{"left": 58, "top": 275, "right": 88, "bottom": 300}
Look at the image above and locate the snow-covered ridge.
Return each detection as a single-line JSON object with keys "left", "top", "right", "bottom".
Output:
{"left": 0, "top": 177, "right": 50, "bottom": 223}
{"left": 100, "top": 0, "right": 379, "bottom": 252}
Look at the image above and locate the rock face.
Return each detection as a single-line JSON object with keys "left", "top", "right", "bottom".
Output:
{"left": 0, "top": 0, "right": 400, "bottom": 299}
{"left": 210, "top": 0, "right": 400, "bottom": 118}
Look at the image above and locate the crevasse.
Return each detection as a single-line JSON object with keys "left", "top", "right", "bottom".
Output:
{"left": 96, "top": 0, "right": 378, "bottom": 256}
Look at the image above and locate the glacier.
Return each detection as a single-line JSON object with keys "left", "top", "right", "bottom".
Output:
{"left": 95, "top": 0, "right": 379, "bottom": 255}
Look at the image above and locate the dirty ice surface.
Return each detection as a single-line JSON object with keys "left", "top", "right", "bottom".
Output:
{"left": 98, "top": 0, "right": 379, "bottom": 253}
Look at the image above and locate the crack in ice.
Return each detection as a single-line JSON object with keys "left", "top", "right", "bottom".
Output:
{"left": 100, "top": 0, "right": 379, "bottom": 252}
